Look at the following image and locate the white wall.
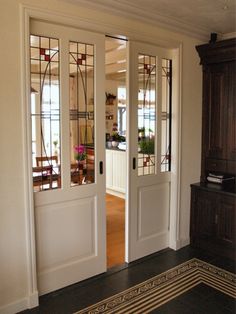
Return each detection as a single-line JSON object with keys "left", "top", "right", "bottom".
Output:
{"left": 179, "top": 41, "right": 202, "bottom": 244}
{"left": 0, "top": 0, "right": 202, "bottom": 312}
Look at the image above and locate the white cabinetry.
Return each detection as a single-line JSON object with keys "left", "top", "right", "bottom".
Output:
{"left": 106, "top": 149, "right": 126, "bottom": 198}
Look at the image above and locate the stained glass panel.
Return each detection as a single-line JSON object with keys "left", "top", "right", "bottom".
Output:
{"left": 138, "top": 54, "right": 156, "bottom": 176}
{"left": 30, "top": 35, "right": 61, "bottom": 192}
{"left": 161, "top": 59, "right": 172, "bottom": 172}
{"left": 69, "top": 41, "right": 95, "bottom": 186}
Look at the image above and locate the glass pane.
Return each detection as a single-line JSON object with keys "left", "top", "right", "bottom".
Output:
{"left": 69, "top": 41, "right": 95, "bottom": 186}
{"left": 138, "top": 54, "right": 156, "bottom": 176}
{"left": 30, "top": 35, "right": 39, "bottom": 47}
{"left": 30, "top": 34, "right": 61, "bottom": 192}
{"left": 161, "top": 59, "right": 172, "bottom": 172}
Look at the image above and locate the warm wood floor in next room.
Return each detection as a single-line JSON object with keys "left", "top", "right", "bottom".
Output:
{"left": 106, "top": 193, "right": 125, "bottom": 268}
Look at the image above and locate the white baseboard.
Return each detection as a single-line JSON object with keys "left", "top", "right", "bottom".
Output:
{"left": 169, "top": 237, "right": 190, "bottom": 251}
{"left": 169, "top": 240, "right": 181, "bottom": 250}
{"left": 28, "top": 292, "right": 39, "bottom": 308}
{"left": 0, "top": 292, "right": 38, "bottom": 314}
{"left": 106, "top": 188, "right": 125, "bottom": 199}
{"left": 180, "top": 238, "right": 190, "bottom": 248}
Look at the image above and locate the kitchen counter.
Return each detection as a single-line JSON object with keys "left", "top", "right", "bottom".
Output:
{"left": 106, "top": 149, "right": 126, "bottom": 198}
{"left": 106, "top": 142, "right": 126, "bottom": 151}
{"left": 106, "top": 147, "right": 126, "bottom": 151}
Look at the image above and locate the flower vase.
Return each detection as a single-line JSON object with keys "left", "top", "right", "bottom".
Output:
{"left": 112, "top": 141, "right": 119, "bottom": 148}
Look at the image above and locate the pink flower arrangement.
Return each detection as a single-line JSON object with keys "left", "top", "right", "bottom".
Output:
{"left": 74, "top": 145, "right": 86, "bottom": 161}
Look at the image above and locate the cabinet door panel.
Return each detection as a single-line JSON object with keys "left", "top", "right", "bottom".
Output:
{"left": 204, "top": 63, "right": 228, "bottom": 160}
{"left": 195, "top": 191, "right": 216, "bottom": 239}
{"left": 227, "top": 61, "right": 236, "bottom": 162}
{"left": 217, "top": 197, "right": 236, "bottom": 248}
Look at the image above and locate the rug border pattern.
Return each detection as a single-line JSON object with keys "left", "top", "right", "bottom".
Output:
{"left": 75, "top": 258, "right": 236, "bottom": 314}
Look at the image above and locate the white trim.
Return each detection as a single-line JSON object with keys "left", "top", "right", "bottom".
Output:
{"left": 125, "top": 42, "right": 131, "bottom": 263}
{"left": 180, "top": 237, "right": 190, "bottom": 248}
{"left": 20, "top": 3, "right": 182, "bottom": 49}
{"left": 19, "top": 3, "right": 39, "bottom": 309}
{"left": 173, "top": 237, "right": 190, "bottom": 250}
{"left": 106, "top": 189, "right": 125, "bottom": 199}
{"left": 169, "top": 45, "right": 182, "bottom": 251}
{"left": 0, "top": 292, "right": 38, "bottom": 314}
{"left": 19, "top": 3, "right": 182, "bottom": 310}
{"left": 62, "top": 0, "right": 210, "bottom": 41}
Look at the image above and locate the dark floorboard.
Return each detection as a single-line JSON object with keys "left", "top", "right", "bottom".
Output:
{"left": 151, "top": 284, "right": 236, "bottom": 314}
{"left": 19, "top": 246, "right": 236, "bottom": 314}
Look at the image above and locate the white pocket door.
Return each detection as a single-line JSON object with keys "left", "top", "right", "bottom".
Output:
{"left": 127, "top": 41, "right": 172, "bottom": 262}
{"left": 30, "top": 20, "right": 106, "bottom": 295}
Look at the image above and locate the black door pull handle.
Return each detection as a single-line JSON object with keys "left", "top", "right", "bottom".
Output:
{"left": 133, "top": 157, "right": 136, "bottom": 170}
{"left": 99, "top": 161, "right": 103, "bottom": 174}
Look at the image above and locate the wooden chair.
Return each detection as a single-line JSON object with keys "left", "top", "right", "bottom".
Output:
{"left": 36, "top": 155, "right": 58, "bottom": 167}
{"left": 35, "top": 156, "right": 60, "bottom": 188}
{"left": 33, "top": 165, "right": 53, "bottom": 190}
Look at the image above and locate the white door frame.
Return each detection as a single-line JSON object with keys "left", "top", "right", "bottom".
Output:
{"left": 20, "top": 4, "right": 182, "bottom": 308}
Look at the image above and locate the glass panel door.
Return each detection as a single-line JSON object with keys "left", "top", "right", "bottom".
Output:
{"left": 30, "top": 19, "right": 106, "bottom": 295}
{"left": 127, "top": 41, "right": 172, "bottom": 262}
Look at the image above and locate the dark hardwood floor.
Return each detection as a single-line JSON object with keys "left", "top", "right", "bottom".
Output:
{"left": 20, "top": 246, "right": 236, "bottom": 314}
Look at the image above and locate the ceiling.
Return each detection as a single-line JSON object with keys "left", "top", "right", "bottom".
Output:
{"left": 34, "top": 1, "right": 236, "bottom": 81}
{"left": 65, "top": 0, "right": 236, "bottom": 40}
{"left": 105, "top": 37, "right": 126, "bottom": 81}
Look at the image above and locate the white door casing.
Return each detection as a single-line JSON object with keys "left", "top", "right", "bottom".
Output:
{"left": 20, "top": 5, "right": 181, "bottom": 311}
{"left": 31, "top": 20, "right": 106, "bottom": 295}
{"left": 126, "top": 41, "right": 172, "bottom": 262}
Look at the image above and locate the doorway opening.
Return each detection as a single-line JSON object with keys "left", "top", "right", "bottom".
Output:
{"left": 105, "top": 36, "right": 127, "bottom": 268}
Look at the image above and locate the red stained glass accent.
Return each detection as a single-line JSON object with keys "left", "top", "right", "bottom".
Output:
{"left": 144, "top": 64, "right": 148, "bottom": 69}
{"left": 143, "top": 161, "right": 147, "bottom": 167}
{"left": 45, "top": 54, "right": 50, "bottom": 61}
{"left": 77, "top": 59, "right": 82, "bottom": 65}
{"left": 81, "top": 54, "right": 86, "bottom": 60}
{"left": 40, "top": 48, "right": 46, "bottom": 56}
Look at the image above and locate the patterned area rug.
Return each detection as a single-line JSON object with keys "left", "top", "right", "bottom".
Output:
{"left": 75, "top": 258, "right": 236, "bottom": 314}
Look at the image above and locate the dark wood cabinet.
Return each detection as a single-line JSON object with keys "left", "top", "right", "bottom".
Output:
{"left": 190, "top": 38, "right": 236, "bottom": 260}
{"left": 196, "top": 39, "right": 236, "bottom": 182}
{"left": 203, "top": 61, "right": 236, "bottom": 175}
{"left": 190, "top": 184, "right": 236, "bottom": 259}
